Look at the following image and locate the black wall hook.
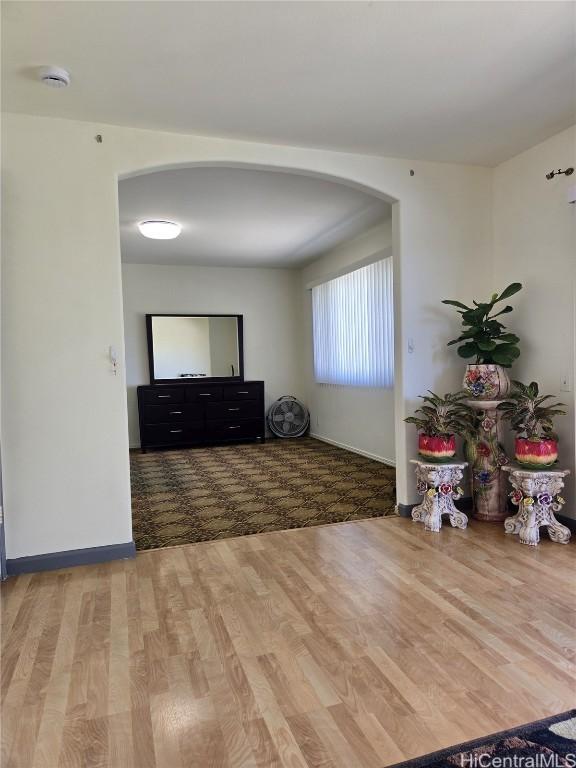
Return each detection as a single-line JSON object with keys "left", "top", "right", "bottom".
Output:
{"left": 545, "top": 167, "right": 573, "bottom": 180}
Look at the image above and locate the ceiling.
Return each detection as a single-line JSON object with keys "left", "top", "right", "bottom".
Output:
{"left": 3, "top": 2, "right": 575, "bottom": 166}
{"left": 118, "top": 167, "right": 390, "bottom": 267}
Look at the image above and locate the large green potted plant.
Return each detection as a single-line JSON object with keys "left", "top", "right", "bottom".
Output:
{"left": 405, "top": 391, "right": 475, "bottom": 461}
{"left": 442, "top": 283, "right": 522, "bottom": 400}
{"left": 497, "top": 381, "right": 566, "bottom": 467}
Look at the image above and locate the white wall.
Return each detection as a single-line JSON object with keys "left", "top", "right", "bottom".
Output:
{"left": 493, "top": 126, "right": 576, "bottom": 517}
{"left": 2, "top": 112, "right": 492, "bottom": 558}
{"left": 300, "top": 220, "right": 396, "bottom": 464}
{"left": 122, "top": 264, "right": 304, "bottom": 448}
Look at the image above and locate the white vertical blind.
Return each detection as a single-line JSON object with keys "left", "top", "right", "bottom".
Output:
{"left": 312, "top": 258, "right": 394, "bottom": 387}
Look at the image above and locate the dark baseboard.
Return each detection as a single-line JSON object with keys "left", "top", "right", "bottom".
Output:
{"left": 557, "top": 513, "right": 576, "bottom": 533}
{"left": 397, "top": 497, "right": 473, "bottom": 518}
{"left": 397, "top": 503, "right": 413, "bottom": 518}
{"left": 6, "top": 541, "right": 136, "bottom": 576}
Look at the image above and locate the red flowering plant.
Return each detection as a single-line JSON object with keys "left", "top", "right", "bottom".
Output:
{"left": 405, "top": 391, "right": 476, "bottom": 461}
{"left": 498, "top": 381, "right": 566, "bottom": 467}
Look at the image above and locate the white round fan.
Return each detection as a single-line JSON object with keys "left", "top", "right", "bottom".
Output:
{"left": 267, "top": 396, "right": 310, "bottom": 438}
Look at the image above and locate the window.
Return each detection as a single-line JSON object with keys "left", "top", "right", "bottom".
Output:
{"left": 312, "top": 258, "right": 394, "bottom": 387}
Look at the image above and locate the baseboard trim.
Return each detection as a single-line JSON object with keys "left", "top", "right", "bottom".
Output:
{"left": 6, "top": 541, "right": 136, "bottom": 576}
{"left": 396, "top": 503, "right": 413, "bottom": 518}
{"left": 308, "top": 433, "right": 395, "bottom": 467}
{"left": 397, "top": 497, "right": 473, "bottom": 518}
{"left": 557, "top": 513, "right": 576, "bottom": 533}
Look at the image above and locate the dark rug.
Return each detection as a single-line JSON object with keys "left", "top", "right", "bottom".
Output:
{"left": 130, "top": 436, "right": 396, "bottom": 550}
{"left": 390, "top": 711, "right": 576, "bottom": 768}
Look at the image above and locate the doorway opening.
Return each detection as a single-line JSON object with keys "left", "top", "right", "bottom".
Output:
{"left": 118, "top": 165, "right": 398, "bottom": 550}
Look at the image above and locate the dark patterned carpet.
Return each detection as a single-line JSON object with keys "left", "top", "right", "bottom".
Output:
{"left": 389, "top": 710, "right": 576, "bottom": 768}
{"left": 130, "top": 437, "right": 396, "bottom": 550}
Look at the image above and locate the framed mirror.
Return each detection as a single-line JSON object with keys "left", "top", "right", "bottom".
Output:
{"left": 146, "top": 314, "right": 244, "bottom": 384}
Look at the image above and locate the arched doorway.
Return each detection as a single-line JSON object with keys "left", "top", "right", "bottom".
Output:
{"left": 117, "top": 163, "right": 402, "bottom": 550}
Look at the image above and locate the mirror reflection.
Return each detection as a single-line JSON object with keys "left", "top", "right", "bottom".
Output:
{"left": 150, "top": 315, "right": 241, "bottom": 380}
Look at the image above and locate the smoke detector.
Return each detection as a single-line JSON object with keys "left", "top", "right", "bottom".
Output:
{"left": 39, "top": 66, "right": 70, "bottom": 88}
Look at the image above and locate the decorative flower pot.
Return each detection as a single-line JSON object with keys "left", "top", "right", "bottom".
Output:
{"left": 418, "top": 434, "right": 456, "bottom": 460}
{"left": 463, "top": 364, "right": 511, "bottom": 400}
{"left": 515, "top": 437, "right": 558, "bottom": 467}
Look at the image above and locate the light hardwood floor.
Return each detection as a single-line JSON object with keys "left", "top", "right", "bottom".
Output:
{"left": 2, "top": 517, "right": 575, "bottom": 768}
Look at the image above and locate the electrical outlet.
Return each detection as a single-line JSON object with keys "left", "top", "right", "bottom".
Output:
{"left": 560, "top": 373, "right": 572, "bottom": 392}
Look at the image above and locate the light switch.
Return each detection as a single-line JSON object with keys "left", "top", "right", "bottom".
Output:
{"left": 560, "top": 372, "right": 572, "bottom": 392}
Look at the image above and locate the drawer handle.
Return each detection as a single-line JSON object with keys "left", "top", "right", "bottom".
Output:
{"left": 169, "top": 411, "right": 182, "bottom": 415}
{"left": 170, "top": 429, "right": 183, "bottom": 433}
{"left": 198, "top": 393, "right": 212, "bottom": 397}
{"left": 228, "top": 407, "right": 240, "bottom": 411}
{"left": 228, "top": 425, "right": 241, "bottom": 430}
{"left": 158, "top": 395, "right": 171, "bottom": 399}
{"left": 237, "top": 391, "right": 249, "bottom": 394}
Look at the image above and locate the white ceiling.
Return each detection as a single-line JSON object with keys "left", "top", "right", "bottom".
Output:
{"left": 118, "top": 167, "right": 390, "bottom": 267}
{"left": 3, "top": 2, "right": 575, "bottom": 166}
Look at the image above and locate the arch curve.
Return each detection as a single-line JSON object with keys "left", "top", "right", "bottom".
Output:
{"left": 119, "top": 160, "right": 399, "bottom": 205}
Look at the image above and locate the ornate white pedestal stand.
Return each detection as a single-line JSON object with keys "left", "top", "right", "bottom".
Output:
{"left": 503, "top": 466, "right": 571, "bottom": 546}
{"left": 410, "top": 460, "right": 468, "bottom": 532}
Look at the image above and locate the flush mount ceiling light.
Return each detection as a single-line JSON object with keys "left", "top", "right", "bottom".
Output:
{"left": 138, "top": 220, "right": 182, "bottom": 240}
{"left": 39, "top": 65, "right": 71, "bottom": 88}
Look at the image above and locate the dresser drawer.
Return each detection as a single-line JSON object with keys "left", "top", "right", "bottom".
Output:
{"left": 143, "top": 403, "right": 204, "bottom": 423}
{"left": 222, "top": 383, "right": 262, "bottom": 401}
{"left": 206, "top": 400, "right": 261, "bottom": 420}
{"left": 141, "top": 388, "right": 185, "bottom": 404}
{"left": 141, "top": 422, "right": 204, "bottom": 445}
{"left": 207, "top": 418, "right": 264, "bottom": 441}
{"left": 185, "top": 385, "right": 223, "bottom": 402}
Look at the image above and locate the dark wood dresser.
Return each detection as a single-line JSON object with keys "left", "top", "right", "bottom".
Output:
{"left": 137, "top": 381, "right": 265, "bottom": 451}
